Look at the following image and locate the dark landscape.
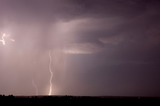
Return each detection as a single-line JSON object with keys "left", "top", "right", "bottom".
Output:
{"left": 0, "top": 95, "right": 160, "bottom": 105}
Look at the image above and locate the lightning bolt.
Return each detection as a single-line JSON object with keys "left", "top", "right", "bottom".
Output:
{"left": 32, "top": 79, "right": 38, "bottom": 96}
{"left": 0, "top": 33, "right": 15, "bottom": 46}
{"left": 48, "top": 50, "right": 53, "bottom": 95}
{"left": 0, "top": 33, "right": 6, "bottom": 45}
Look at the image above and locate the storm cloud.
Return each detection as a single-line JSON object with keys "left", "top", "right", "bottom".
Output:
{"left": 0, "top": 0, "right": 160, "bottom": 96}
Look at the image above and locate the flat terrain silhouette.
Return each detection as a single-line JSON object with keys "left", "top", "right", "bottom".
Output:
{"left": 0, "top": 95, "right": 160, "bottom": 105}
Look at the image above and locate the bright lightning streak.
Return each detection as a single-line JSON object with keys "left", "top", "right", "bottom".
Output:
{"left": 48, "top": 50, "right": 53, "bottom": 95}
{"left": 0, "top": 33, "right": 15, "bottom": 46}
{"left": 0, "top": 33, "right": 6, "bottom": 45}
{"left": 32, "top": 79, "right": 38, "bottom": 95}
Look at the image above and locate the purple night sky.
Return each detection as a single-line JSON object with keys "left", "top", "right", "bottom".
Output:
{"left": 0, "top": 0, "right": 160, "bottom": 97}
